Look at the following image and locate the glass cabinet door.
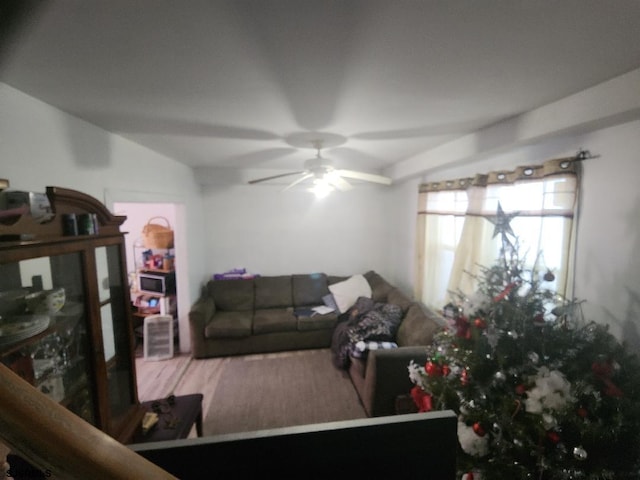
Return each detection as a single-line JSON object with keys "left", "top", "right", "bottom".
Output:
{"left": 95, "top": 245, "right": 136, "bottom": 432}
{"left": 0, "top": 252, "right": 96, "bottom": 425}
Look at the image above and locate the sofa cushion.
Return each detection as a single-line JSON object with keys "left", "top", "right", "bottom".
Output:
{"left": 387, "top": 288, "right": 413, "bottom": 313}
{"left": 363, "top": 271, "right": 394, "bottom": 303}
{"left": 253, "top": 308, "right": 297, "bottom": 334}
{"left": 395, "top": 303, "right": 443, "bottom": 347}
{"left": 349, "top": 355, "right": 367, "bottom": 380}
{"left": 292, "top": 273, "right": 329, "bottom": 307}
{"left": 208, "top": 279, "right": 255, "bottom": 311}
{"left": 322, "top": 293, "right": 339, "bottom": 312}
{"left": 328, "top": 274, "right": 372, "bottom": 313}
{"left": 297, "top": 312, "right": 338, "bottom": 331}
{"left": 205, "top": 311, "right": 253, "bottom": 338}
{"left": 255, "top": 276, "right": 293, "bottom": 309}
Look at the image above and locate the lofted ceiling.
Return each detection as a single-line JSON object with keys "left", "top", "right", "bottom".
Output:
{"left": 2, "top": 1, "right": 640, "bottom": 183}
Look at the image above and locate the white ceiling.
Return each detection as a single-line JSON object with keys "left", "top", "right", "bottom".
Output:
{"left": 2, "top": 1, "right": 640, "bottom": 181}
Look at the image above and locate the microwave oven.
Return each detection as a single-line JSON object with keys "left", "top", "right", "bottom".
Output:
{"left": 138, "top": 271, "right": 176, "bottom": 295}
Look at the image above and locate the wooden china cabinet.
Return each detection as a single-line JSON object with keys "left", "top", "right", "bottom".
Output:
{"left": 0, "top": 186, "right": 144, "bottom": 444}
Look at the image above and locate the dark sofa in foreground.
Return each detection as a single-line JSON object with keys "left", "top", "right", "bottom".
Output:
{"left": 189, "top": 270, "right": 445, "bottom": 417}
{"left": 131, "top": 411, "right": 458, "bottom": 480}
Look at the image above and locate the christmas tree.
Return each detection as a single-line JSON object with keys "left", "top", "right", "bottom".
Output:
{"left": 408, "top": 205, "right": 640, "bottom": 479}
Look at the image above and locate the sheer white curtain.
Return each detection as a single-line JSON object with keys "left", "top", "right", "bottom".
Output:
{"left": 416, "top": 180, "right": 470, "bottom": 307}
{"left": 417, "top": 158, "right": 580, "bottom": 311}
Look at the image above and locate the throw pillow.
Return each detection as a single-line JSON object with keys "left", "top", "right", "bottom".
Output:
{"left": 322, "top": 293, "right": 339, "bottom": 312}
{"left": 328, "top": 274, "right": 372, "bottom": 313}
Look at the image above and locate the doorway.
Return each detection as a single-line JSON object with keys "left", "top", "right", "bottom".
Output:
{"left": 113, "top": 202, "right": 184, "bottom": 354}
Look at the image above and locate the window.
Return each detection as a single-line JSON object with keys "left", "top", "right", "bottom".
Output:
{"left": 416, "top": 158, "right": 579, "bottom": 311}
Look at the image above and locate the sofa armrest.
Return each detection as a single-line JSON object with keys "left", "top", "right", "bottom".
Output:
{"left": 361, "top": 346, "right": 429, "bottom": 417}
{"left": 189, "top": 296, "right": 215, "bottom": 358}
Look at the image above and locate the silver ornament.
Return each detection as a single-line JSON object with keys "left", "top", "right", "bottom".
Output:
{"left": 494, "top": 371, "right": 506, "bottom": 382}
{"left": 528, "top": 351, "right": 539, "bottom": 364}
{"left": 542, "top": 413, "right": 557, "bottom": 429}
{"left": 507, "top": 330, "right": 519, "bottom": 339}
{"left": 573, "top": 446, "right": 588, "bottom": 461}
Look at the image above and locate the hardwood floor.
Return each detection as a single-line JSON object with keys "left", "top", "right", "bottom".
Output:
{"left": 135, "top": 349, "right": 225, "bottom": 424}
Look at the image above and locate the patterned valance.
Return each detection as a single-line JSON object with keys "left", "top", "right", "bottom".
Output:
{"left": 418, "top": 156, "right": 580, "bottom": 193}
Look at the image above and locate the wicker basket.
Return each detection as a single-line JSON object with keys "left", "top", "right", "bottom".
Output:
{"left": 141, "top": 217, "right": 174, "bottom": 249}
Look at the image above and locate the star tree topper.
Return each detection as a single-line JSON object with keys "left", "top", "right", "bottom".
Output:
{"left": 487, "top": 202, "right": 518, "bottom": 239}
{"left": 486, "top": 202, "right": 520, "bottom": 263}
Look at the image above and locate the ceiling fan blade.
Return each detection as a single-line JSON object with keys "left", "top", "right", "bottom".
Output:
{"left": 336, "top": 169, "right": 392, "bottom": 185}
{"left": 282, "top": 172, "right": 314, "bottom": 191}
{"left": 327, "top": 174, "right": 352, "bottom": 191}
{"left": 248, "top": 171, "right": 306, "bottom": 184}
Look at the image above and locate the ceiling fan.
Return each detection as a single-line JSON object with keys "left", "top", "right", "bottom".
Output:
{"left": 248, "top": 140, "right": 392, "bottom": 196}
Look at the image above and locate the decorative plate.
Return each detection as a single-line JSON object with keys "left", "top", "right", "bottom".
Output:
{"left": 0, "top": 315, "right": 50, "bottom": 347}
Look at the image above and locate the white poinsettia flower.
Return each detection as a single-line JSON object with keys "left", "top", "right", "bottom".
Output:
{"left": 524, "top": 367, "right": 574, "bottom": 414}
{"left": 407, "top": 360, "right": 427, "bottom": 389}
{"left": 457, "top": 419, "right": 489, "bottom": 457}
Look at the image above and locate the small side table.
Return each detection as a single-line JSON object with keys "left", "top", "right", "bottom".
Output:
{"left": 133, "top": 393, "right": 203, "bottom": 443}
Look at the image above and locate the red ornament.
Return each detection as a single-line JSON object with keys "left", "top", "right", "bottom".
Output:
{"left": 515, "top": 384, "right": 527, "bottom": 395}
{"left": 466, "top": 473, "right": 474, "bottom": 480}
{"left": 592, "top": 361, "right": 614, "bottom": 377}
{"left": 455, "top": 316, "right": 471, "bottom": 339}
{"left": 410, "top": 386, "right": 433, "bottom": 412}
{"left": 472, "top": 422, "right": 486, "bottom": 437}
{"left": 592, "top": 360, "right": 624, "bottom": 397}
{"left": 547, "top": 431, "right": 561, "bottom": 444}
{"left": 425, "top": 361, "right": 443, "bottom": 377}
{"left": 473, "top": 317, "right": 487, "bottom": 329}
{"left": 533, "top": 313, "right": 545, "bottom": 326}
{"left": 461, "top": 368, "right": 469, "bottom": 386}
{"left": 442, "top": 364, "right": 451, "bottom": 377}
{"left": 604, "top": 381, "right": 624, "bottom": 398}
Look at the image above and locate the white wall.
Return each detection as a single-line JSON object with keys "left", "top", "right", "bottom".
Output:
{"left": 389, "top": 119, "right": 640, "bottom": 351}
{"left": 200, "top": 183, "right": 393, "bottom": 278}
{"left": 386, "top": 177, "right": 422, "bottom": 295}
{"left": 0, "top": 82, "right": 206, "bottom": 352}
{"left": 573, "top": 121, "right": 640, "bottom": 350}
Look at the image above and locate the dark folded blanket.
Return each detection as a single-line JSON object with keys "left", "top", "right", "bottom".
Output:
{"left": 331, "top": 297, "right": 402, "bottom": 369}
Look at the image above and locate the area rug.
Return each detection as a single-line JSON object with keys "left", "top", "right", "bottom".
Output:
{"left": 204, "top": 349, "right": 366, "bottom": 435}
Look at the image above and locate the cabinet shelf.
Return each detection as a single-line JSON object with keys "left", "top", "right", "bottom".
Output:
{"left": 0, "top": 303, "right": 84, "bottom": 357}
{"left": 140, "top": 268, "right": 174, "bottom": 274}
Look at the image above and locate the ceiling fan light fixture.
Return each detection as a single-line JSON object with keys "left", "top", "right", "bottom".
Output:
{"left": 323, "top": 170, "right": 339, "bottom": 182}
{"left": 248, "top": 136, "right": 392, "bottom": 191}
{"left": 309, "top": 178, "right": 334, "bottom": 199}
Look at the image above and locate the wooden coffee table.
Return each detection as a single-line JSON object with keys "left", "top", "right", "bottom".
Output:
{"left": 133, "top": 393, "right": 203, "bottom": 443}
